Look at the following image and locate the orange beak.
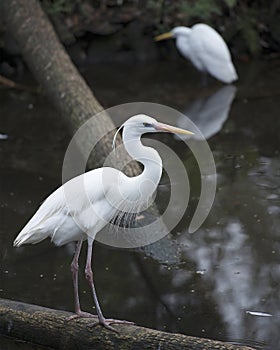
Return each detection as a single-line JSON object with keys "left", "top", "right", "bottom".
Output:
{"left": 155, "top": 122, "right": 194, "bottom": 135}
{"left": 154, "top": 32, "right": 173, "bottom": 41}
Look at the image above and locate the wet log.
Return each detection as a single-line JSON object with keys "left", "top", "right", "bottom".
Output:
{"left": 0, "top": 0, "right": 139, "bottom": 174}
{"left": 0, "top": 299, "right": 256, "bottom": 350}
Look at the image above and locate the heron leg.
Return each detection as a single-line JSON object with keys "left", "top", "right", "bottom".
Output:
{"left": 85, "top": 239, "right": 134, "bottom": 332}
{"left": 85, "top": 238, "right": 106, "bottom": 321}
{"left": 67, "top": 239, "right": 93, "bottom": 320}
{"left": 72, "top": 239, "right": 83, "bottom": 313}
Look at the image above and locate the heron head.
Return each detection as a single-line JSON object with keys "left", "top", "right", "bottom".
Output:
{"left": 123, "top": 115, "right": 158, "bottom": 134}
{"left": 154, "top": 26, "right": 191, "bottom": 41}
{"left": 171, "top": 26, "right": 191, "bottom": 38}
{"left": 113, "top": 115, "right": 193, "bottom": 148}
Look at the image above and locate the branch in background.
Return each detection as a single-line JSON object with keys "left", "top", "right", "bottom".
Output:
{"left": 0, "top": 74, "right": 39, "bottom": 93}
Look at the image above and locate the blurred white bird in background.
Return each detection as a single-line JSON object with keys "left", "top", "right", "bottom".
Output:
{"left": 155, "top": 23, "right": 238, "bottom": 84}
{"left": 14, "top": 114, "right": 193, "bottom": 331}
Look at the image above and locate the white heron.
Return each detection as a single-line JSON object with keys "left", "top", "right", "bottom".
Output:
{"left": 155, "top": 23, "right": 238, "bottom": 84}
{"left": 13, "top": 114, "right": 193, "bottom": 331}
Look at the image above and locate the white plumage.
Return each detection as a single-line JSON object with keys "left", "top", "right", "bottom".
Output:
{"left": 14, "top": 114, "right": 193, "bottom": 331}
{"left": 14, "top": 168, "right": 127, "bottom": 247}
{"left": 155, "top": 23, "right": 238, "bottom": 84}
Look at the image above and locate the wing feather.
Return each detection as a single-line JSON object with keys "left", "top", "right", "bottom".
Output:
{"left": 190, "top": 24, "right": 237, "bottom": 83}
{"left": 13, "top": 167, "right": 123, "bottom": 247}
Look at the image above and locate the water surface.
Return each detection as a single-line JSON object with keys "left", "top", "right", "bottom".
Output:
{"left": 1, "top": 59, "right": 280, "bottom": 349}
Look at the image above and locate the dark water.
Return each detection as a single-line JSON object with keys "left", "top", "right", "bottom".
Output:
{"left": 1, "top": 59, "right": 280, "bottom": 349}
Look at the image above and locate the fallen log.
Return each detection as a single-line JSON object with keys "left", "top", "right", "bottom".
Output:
{"left": 0, "top": 299, "right": 256, "bottom": 350}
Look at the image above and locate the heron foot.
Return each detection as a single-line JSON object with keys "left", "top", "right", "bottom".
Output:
{"left": 66, "top": 310, "right": 96, "bottom": 321}
{"left": 87, "top": 318, "right": 135, "bottom": 333}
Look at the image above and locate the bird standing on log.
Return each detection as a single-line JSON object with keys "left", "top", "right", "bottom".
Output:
{"left": 155, "top": 23, "right": 238, "bottom": 84}
{"left": 14, "top": 114, "right": 194, "bottom": 331}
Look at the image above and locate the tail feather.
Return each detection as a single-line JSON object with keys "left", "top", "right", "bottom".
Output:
{"left": 13, "top": 229, "right": 49, "bottom": 247}
{"left": 13, "top": 184, "right": 66, "bottom": 248}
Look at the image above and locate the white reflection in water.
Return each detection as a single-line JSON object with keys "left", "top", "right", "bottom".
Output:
{"left": 246, "top": 311, "right": 272, "bottom": 317}
{"left": 0, "top": 133, "right": 8, "bottom": 140}
{"left": 176, "top": 85, "right": 236, "bottom": 140}
{"left": 181, "top": 217, "right": 280, "bottom": 346}
{"left": 177, "top": 151, "right": 280, "bottom": 347}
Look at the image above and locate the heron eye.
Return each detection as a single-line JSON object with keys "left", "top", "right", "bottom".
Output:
{"left": 143, "top": 122, "right": 153, "bottom": 127}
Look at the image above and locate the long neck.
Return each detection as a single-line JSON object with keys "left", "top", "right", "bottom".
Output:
{"left": 176, "top": 33, "right": 190, "bottom": 58}
{"left": 122, "top": 128, "right": 163, "bottom": 194}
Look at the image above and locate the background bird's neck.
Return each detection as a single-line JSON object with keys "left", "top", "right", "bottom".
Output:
{"left": 176, "top": 35, "right": 190, "bottom": 57}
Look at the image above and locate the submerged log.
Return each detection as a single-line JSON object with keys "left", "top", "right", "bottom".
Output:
{"left": 0, "top": 299, "right": 255, "bottom": 350}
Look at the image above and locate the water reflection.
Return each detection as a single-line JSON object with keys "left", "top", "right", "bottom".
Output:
{"left": 176, "top": 144, "right": 280, "bottom": 348}
{"left": 0, "top": 133, "right": 8, "bottom": 140}
{"left": 176, "top": 85, "right": 237, "bottom": 140}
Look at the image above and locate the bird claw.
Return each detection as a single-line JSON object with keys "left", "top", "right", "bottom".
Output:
{"left": 87, "top": 318, "right": 135, "bottom": 333}
{"left": 66, "top": 311, "right": 96, "bottom": 322}
{"left": 66, "top": 312, "right": 134, "bottom": 333}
